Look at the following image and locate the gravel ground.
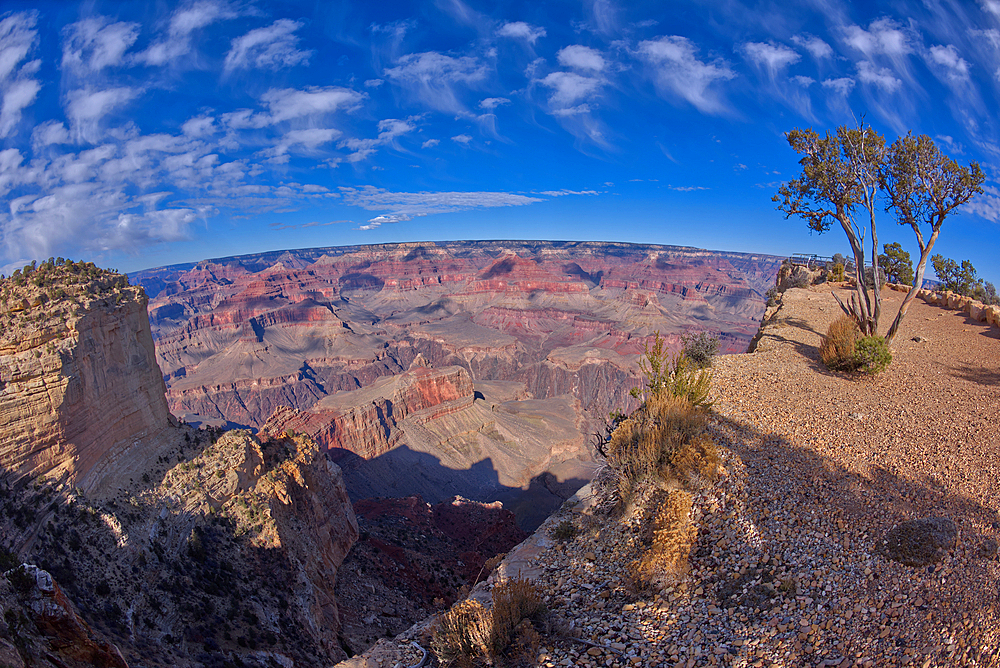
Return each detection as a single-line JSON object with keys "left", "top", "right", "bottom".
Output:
{"left": 529, "top": 285, "right": 1000, "bottom": 668}
{"left": 339, "top": 284, "right": 1000, "bottom": 668}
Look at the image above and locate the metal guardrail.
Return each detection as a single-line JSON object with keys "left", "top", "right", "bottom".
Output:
{"left": 789, "top": 253, "right": 835, "bottom": 267}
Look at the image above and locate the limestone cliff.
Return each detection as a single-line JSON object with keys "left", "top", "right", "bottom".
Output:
{"left": 0, "top": 260, "right": 175, "bottom": 495}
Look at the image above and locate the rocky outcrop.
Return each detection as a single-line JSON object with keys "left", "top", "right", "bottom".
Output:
{"left": 263, "top": 365, "right": 474, "bottom": 458}
{"left": 0, "top": 564, "right": 128, "bottom": 668}
{"left": 0, "top": 264, "right": 176, "bottom": 494}
{"left": 918, "top": 288, "right": 1000, "bottom": 328}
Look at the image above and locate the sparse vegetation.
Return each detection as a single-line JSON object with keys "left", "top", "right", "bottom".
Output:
{"left": 819, "top": 316, "right": 861, "bottom": 371}
{"left": 681, "top": 332, "right": 719, "bottom": 368}
{"left": 819, "top": 316, "right": 891, "bottom": 374}
{"left": 431, "top": 576, "right": 544, "bottom": 667}
{"left": 854, "top": 335, "right": 892, "bottom": 375}
{"left": 551, "top": 520, "right": 576, "bottom": 541}
{"left": 629, "top": 332, "right": 712, "bottom": 408}
{"left": 829, "top": 262, "right": 846, "bottom": 282}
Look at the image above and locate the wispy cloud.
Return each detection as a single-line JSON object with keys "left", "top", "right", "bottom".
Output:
{"left": 222, "top": 86, "right": 364, "bottom": 129}
{"left": 339, "top": 186, "right": 543, "bottom": 229}
{"left": 65, "top": 86, "right": 141, "bottom": 142}
{"left": 843, "top": 18, "right": 914, "bottom": 58}
{"left": 668, "top": 185, "right": 709, "bottom": 192}
{"left": 135, "top": 0, "right": 239, "bottom": 66}
{"left": 927, "top": 44, "right": 971, "bottom": 83}
{"left": 822, "top": 77, "right": 856, "bottom": 96}
{"left": 384, "top": 51, "right": 487, "bottom": 113}
{"left": 635, "top": 36, "right": 735, "bottom": 115}
{"left": 740, "top": 42, "right": 801, "bottom": 81}
{"left": 541, "top": 71, "right": 602, "bottom": 109}
{"left": 856, "top": 61, "right": 902, "bottom": 92}
{"left": 62, "top": 17, "right": 139, "bottom": 73}
{"left": 791, "top": 34, "right": 833, "bottom": 60}
{"left": 224, "top": 19, "right": 312, "bottom": 73}
{"left": 340, "top": 118, "right": 416, "bottom": 162}
{"left": 479, "top": 97, "right": 510, "bottom": 110}
{"left": 539, "top": 189, "right": 598, "bottom": 196}
{"left": 0, "top": 11, "right": 41, "bottom": 139}
{"left": 451, "top": 133, "right": 472, "bottom": 145}
{"left": 496, "top": 21, "right": 546, "bottom": 45}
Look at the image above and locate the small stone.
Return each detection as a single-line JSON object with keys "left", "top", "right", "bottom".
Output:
{"left": 585, "top": 552, "right": 597, "bottom": 561}
{"left": 588, "top": 647, "right": 603, "bottom": 657}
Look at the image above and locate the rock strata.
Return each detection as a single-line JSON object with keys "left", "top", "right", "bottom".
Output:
{"left": 0, "top": 262, "right": 176, "bottom": 495}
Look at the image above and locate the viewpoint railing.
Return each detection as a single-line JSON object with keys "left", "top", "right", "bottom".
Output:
{"left": 789, "top": 253, "right": 835, "bottom": 268}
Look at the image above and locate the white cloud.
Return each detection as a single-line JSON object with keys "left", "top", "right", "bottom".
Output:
{"left": 224, "top": 86, "right": 364, "bottom": 129}
{"left": 0, "top": 78, "right": 40, "bottom": 138}
{"left": 339, "top": 185, "right": 544, "bottom": 230}
{"left": 856, "top": 61, "right": 902, "bottom": 93}
{"left": 181, "top": 115, "right": 215, "bottom": 137}
{"left": 822, "top": 77, "right": 856, "bottom": 95}
{"left": 541, "top": 71, "right": 602, "bottom": 108}
{"left": 339, "top": 118, "right": 415, "bottom": 162}
{"left": 928, "top": 44, "right": 971, "bottom": 83}
{"left": 791, "top": 34, "right": 833, "bottom": 60}
{"left": 62, "top": 17, "right": 139, "bottom": 73}
{"left": 260, "top": 127, "right": 341, "bottom": 164}
{"left": 136, "top": 0, "right": 239, "bottom": 66}
{"left": 981, "top": 0, "right": 1000, "bottom": 16}
{"left": 479, "top": 97, "right": 510, "bottom": 110}
{"left": 65, "top": 87, "right": 140, "bottom": 142}
{"left": 31, "top": 121, "right": 70, "bottom": 148}
{"left": 451, "top": 134, "right": 472, "bottom": 145}
{"left": 557, "top": 45, "right": 607, "bottom": 72}
{"left": 635, "top": 36, "right": 735, "bottom": 115}
{"left": 0, "top": 12, "right": 37, "bottom": 81}
{"left": 364, "top": 78, "right": 384, "bottom": 88}
{"left": 539, "top": 189, "right": 598, "bottom": 196}
{"left": 384, "top": 51, "right": 487, "bottom": 113}
{"left": 843, "top": 18, "right": 913, "bottom": 58}
{"left": 741, "top": 42, "right": 801, "bottom": 81}
{"left": 0, "top": 12, "right": 40, "bottom": 138}
{"left": 224, "top": 19, "right": 311, "bottom": 73}
{"left": 421, "top": 138, "right": 440, "bottom": 148}
{"left": 496, "top": 21, "right": 546, "bottom": 44}
{"left": 791, "top": 75, "right": 815, "bottom": 87}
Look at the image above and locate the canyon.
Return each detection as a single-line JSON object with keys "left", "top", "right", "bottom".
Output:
{"left": 133, "top": 241, "right": 783, "bottom": 522}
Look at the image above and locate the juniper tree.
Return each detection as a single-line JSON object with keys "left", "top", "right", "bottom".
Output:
{"left": 775, "top": 124, "right": 983, "bottom": 345}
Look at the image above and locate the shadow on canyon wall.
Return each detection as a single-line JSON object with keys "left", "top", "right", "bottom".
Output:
{"left": 330, "top": 445, "right": 593, "bottom": 532}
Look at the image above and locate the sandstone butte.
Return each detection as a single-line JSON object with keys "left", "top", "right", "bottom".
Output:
{"left": 338, "top": 280, "right": 1000, "bottom": 668}
{"left": 0, "top": 260, "right": 360, "bottom": 667}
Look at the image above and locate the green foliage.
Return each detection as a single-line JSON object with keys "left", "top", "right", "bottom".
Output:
{"left": 932, "top": 254, "right": 982, "bottom": 297}
{"left": 829, "top": 263, "right": 846, "bottom": 282}
{"left": 775, "top": 124, "right": 985, "bottom": 344}
{"left": 681, "top": 332, "right": 719, "bottom": 368}
{"left": 630, "top": 332, "right": 712, "bottom": 407}
{"left": 854, "top": 336, "right": 892, "bottom": 375}
{"left": 879, "top": 242, "right": 914, "bottom": 285}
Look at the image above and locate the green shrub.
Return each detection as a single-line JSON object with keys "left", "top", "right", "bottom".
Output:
{"left": 829, "top": 263, "right": 846, "bottom": 282}
{"left": 854, "top": 335, "right": 892, "bottom": 374}
{"left": 630, "top": 333, "right": 712, "bottom": 407}
{"left": 681, "top": 332, "right": 719, "bottom": 368}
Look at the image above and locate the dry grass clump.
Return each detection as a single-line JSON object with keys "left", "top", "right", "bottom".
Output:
{"left": 819, "top": 315, "right": 861, "bottom": 370}
{"left": 604, "top": 394, "right": 719, "bottom": 502}
{"left": 431, "top": 576, "right": 544, "bottom": 667}
{"left": 630, "top": 489, "right": 697, "bottom": 589}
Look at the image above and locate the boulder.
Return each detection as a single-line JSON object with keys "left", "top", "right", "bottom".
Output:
{"left": 878, "top": 517, "right": 957, "bottom": 566}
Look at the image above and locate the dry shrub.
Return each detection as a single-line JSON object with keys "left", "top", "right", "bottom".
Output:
{"left": 431, "top": 577, "right": 544, "bottom": 666}
{"left": 604, "top": 394, "right": 710, "bottom": 502}
{"left": 671, "top": 433, "right": 721, "bottom": 487}
{"left": 431, "top": 599, "right": 493, "bottom": 666}
{"left": 819, "top": 315, "right": 861, "bottom": 370}
{"left": 489, "top": 577, "right": 544, "bottom": 656}
{"left": 630, "top": 489, "right": 697, "bottom": 588}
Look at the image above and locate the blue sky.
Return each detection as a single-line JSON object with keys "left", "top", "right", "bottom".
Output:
{"left": 1, "top": 0, "right": 999, "bottom": 281}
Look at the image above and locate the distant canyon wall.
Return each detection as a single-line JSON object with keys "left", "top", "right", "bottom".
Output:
{"left": 133, "top": 241, "right": 783, "bottom": 434}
